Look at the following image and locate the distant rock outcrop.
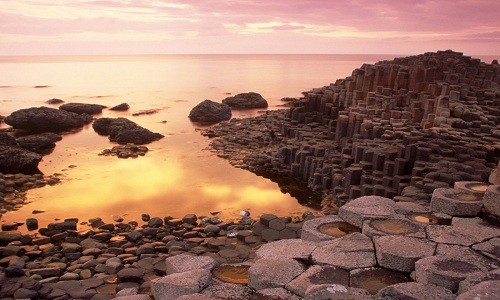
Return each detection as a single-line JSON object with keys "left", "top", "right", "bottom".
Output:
{"left": 4, "top": 107, "right": 93, "bottom": 132}
{"left": 222, "top": 92, "right": 268, "bottom": 109}
{"left": 46, "top": 98, "right": 64, "bottom": 105}
{"left": 59, "top": 103, "right": 106, "bottom": 115}
{"left": 93, "top": 117, "right": 164, "bottom": 145}
{"left": 109, "top": 103, "right": 130, "bottom": 111}
{"left": 189, "top": 100, "right": 232, "bottom": 124}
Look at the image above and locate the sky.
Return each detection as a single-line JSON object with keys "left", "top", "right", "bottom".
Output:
{"left": 0, "top": 0, "right": 499, "bottom": 56}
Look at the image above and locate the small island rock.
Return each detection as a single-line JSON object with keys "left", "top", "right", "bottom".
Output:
{"left": 110, "top": 103, "right": 130, "bottom": 111}
{"left": 59, "top": 103, "right": 106, "bottom": 115}
{"left": 93, "top": 117, "right": 163, "bottom": 145}
{"left": 222, "top": 92, "right": 268, "bottom": 109}
{"left": 46, "top": 98, "right": 64, "bottom": 104}
{"left": 188, "top": 100, "right": 231, "bottom": 124}
{"left": 4, "top": 107, "right": 93, "bottom": 132}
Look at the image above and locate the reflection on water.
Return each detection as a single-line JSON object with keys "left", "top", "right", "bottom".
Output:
{"left": 0, "top": 54, "right": 408, "bottom": 227}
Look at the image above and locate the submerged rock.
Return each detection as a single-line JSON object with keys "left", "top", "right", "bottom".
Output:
{"left": 46, "top": 98, "right": 64, "bottom": 104}
{"left": 189, "top": 100, "right": 231, "bottom": 124}
{"left": 16, "top": 132, "right": 62, "bottom": 153}
{"left": 110, "top": 103, "right": 130, "bottom": 111}
{"left": 0, "top": 145, "right": 41, "bottom": 174}
{"left": 4, "top": 106, "right": 93, "bottom": 132}
{"left": 59, "top": 102, "right": 106, "bottom": 115}
{"left": 222, "top": 92, "right": 268, "bottom": 109}
{"left": 93, "top": 117, "right": 163, "bottom": 145}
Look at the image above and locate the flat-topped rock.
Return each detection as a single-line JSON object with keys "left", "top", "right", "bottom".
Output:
{"left": 311, "top": 232, "right": 376, "bottom": 270}
{"left": 430, "top": 188, "right": 483, "bottom": 217}
{"left": 304, "top": 284, "right": 373, "bottom": 300}
{"left": 415, "top": 255, "right": 490, "bottom": 292}
{"left": 59, "top": 102, "right": 105, "bottom": 115}
{"left": 248, "top": 257, "right": 306, "bottom": 290}
{"left": 165, "top": 253, "right": 217, "bottom": 274}
{"left": 255, "top": 239, "right": 317, "bottom": 260}
{"left": 200, "top": 280, "right": 253, "bottom": 299}
{"left": 301, "top": 215, "right": 361, "bottom": 242}
{"left": 456, "top": 280, "right": 500, "bottom": 300}
{"left": 285, "top": 265, "right": 349, "bottom": 297}
{"left": 426, "top": 217, "right": 500, "bottom": 246}
{"left": 363, "top": 217, "right": 426, "bottom": 238}
{"left": 152, "top": 268, "right": 211, "bottom": 300}
{"left": 483, "top": 185, "right": 500, "bottom": 219}
{"left": 374, "top": 235, "right": 436, "bottom": 272}
{"left": 377, "top": 282, "right": 454, "bottom": 300}
{"left": 338, "top": 196, "right": 397, "bottom": 227}
{"left": 458, "top": 269, "right": 500, "bottom": 294}
{"left": 471, "top": 238, "right": 500, "bottom": 263}
{"left": 222, "top": 92, "right": 268, "bottom": 109}
{"left": 253, "top": 287, "right": 302, "bottom": 300}
{"left": 349, "top": 267, "right": 410, "bottom": 295}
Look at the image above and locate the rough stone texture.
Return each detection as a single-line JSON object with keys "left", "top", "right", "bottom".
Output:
{"left": 165, "top": 253, "right": 217, "bottom": 275}
{"left": 255, "top": 239, "right": 317, "bottom": 260}
{"left": 248, "top": 257, "right": 306, "bottom": 290}
{"left": 301, "top": 215, "right": 347, "bottom": 242}
{"left": 0, "top": 145, "right": 42, "bottom": 174}
{"left": 4, "top": 106, "right": 93, "bottom": 132}
{"left": 483, "top": 185, "right": 500, "bottom": 218}
{"left": 200, "top": 280, "right": 253, "bottom": 300}
{"left": 113, "top": 295, "right": 151, "bottom": 300}
{"left": 377, "top": 282, "right": 454, "bottom": 300}
{"left": 59, "top": 102, "right": 105, "bottom": 115}
{"left": 285, "top": 265, "right": 349, "bottom": 297}
{"left": 188, "top": 100, "right": 232, "bottom": 124}
{"left": 426, "top": 217, "right": 500, "bottom": 246}
{"left": 362, "top": 217, "right": 426, "bottom": 238}
{"left": 253, "top": 287, "right": 302, "bottom": 300}
{"left": 472, "top": 238, "right": 500, "bottom": 263}
{"left": 456, "top": 280, "right": 500, "bottom": 300}
{"left": 93, "top": 117, "right": 164, "bottom": 145}
{"left": 374, "top": 235, "right": 436, "bottom": 272}
{"left": 151, "top": 268, "right": 211, "bottom": 300}
{"left": 222, "top": 92, "right": 268, "bottom": 109}
{"left": 16, "top": 132, "right": 62, "bottom": 153}
{"left": 338, "top": 196, "right": 397, "bottom": 227}
{"left": 430, "top": 187, "right": 483, "bottom": 217}
{"left": 311, "top": 232, "right": 376, "bottom": 270}
{"left": 304, "top": 284, "right": 373, "bottom": 300}
{"left": 110, "top": 103, "right": 130, "bottom": 111}
{"left": 458, "top": 269, "right": 500, "bottom": 294}
{"left": 415, "top": 255, "right": 490, "bottom": 292}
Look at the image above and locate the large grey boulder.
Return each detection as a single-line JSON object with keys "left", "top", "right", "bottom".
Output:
{"left": 59, "top": 103, "right": 105, "bottom": 115}
{"left": 222, "top": 92, "right": 268, "bottom": 109}
{"left": 93, "top": 117, "right": 163, "bottom": 145}
{"left": 152, "top": 268, "right": 211, "bottom": 300}
{"left": 188, "top": 100, "right": 231, "bottom": 124}
{"left": 0, "top": 145, "right": 41, "bottom": 174}
{"left": 4, "top": 106, "right": 93, "bottom": 132}
{"left": 248, "top": 258, "right": 306, "bottom": 290}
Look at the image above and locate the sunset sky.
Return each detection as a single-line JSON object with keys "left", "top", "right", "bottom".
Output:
{"left": 1, "top": 0, "right": 499, "bottom": 55}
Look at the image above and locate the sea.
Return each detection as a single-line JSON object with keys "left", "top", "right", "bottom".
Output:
{"left": 0, "top": 54, "right": 497, "bottom": 228}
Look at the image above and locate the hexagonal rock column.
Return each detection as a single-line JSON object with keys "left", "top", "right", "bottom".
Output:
{"left": 376, "top": 282, "right": 454, "bottom": 300}
{"left": 311, "top": 232, "right": 376, "bottom": 270}
{"left": 472, "top": 238, "right": 500, "bottom": 263}
{"left": 338, "top": 196, "right": 397, "bottom": 228}
{"left": 304, "top": 284, "right": 372, "bottom": 300}
{"left": 483, "top": 185, "right": 500, "bottom": 219}
{"left": 456, "top": 280, "right": 500, "bottom": 300}
{"left": 414, "top": 255, "right": 490, "bottom": 292}
{"left": 285, "top": 265, "right": 350, "bottom": 297}
{"left": 248, "top": 258, "right": 306, "bottom": 290}
{"left": 454, "top": 181, "right": 490, "bottom": 195}
{"left": 374, "top": 235, "right": 436, "bottom": 272}
{"left": 362, "top": 217, "right": 426, "bottom": 238}
{"left": 301, "top": 215, "right": 360, "bottom": 242}
{"left": 458, "top": 269, "right": 500, "bottom": 294}
{"left": 255, "top": 239, "right": 317, "bottom": 260}
{"left": 253, "top": 288, "right": 302, "bottom": 300}
{"left": 426, "top": 217, "right": 500, "bottom": 246}
{"left": 430, "top": 188, "right": 483, "bottom": 217}
{"left": 164, "top": 253, "right": 217, "bottom": 274}
{"left": 151, "top": 269, "right": 212, "bottom": 300}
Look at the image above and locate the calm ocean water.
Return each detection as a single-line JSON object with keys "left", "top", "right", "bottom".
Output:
{"left": 1, "top": 54, "right": 496, "bottom": 227}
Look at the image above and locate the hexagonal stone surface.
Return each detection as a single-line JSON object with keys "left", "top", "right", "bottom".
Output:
{"left": 377, "top": 282, "right": 454, "bottom": 300}
{"left": 304, "top": 284, "right": 373, "bottom": 300}
{"left": 472, "top": 238, "right": 500, "bottom": 263}
{"left": 415, "top": 255, "right": 490, "bottom": 292}
{"left": 251, "top": 287, "right": 302, "bottom": 300}
{"left": 349, "top": 268, "right": 410, "bottom": 295}
{"left": 430, "top": 187, "right": 483, "bottom": 217}
{"left": 435, "top": 244, "right": 498, "bottom": 270}
{"left": 426, "top": 217, "right": 500, "bottom": 246}
{"left": 301, "top": 215, "right": 345, "bottom": 242}
{"left": 255, "top": 239, "right": 317, "bottom": 260}
{"left": 285, "top": 265, "right": 349, "bottom": 297}
{"left": 248, "top": 258, "right": 306, "bottom": 290}
{"left": 311, "top": 233, "right": 376, "bottom": 270}
{"left": 374, "top": 236, "right": 436, "bottom": 272}
{"left": 200, "top": 280, "right": 253, "bottom": 299}
{"left": 456, "top": 280, "right": 500, "bottom": 300}
{"left": 338, "top": 196, "right": 397, "bottom": 227}
{"left": 483, "top": 185, "right": 500, "bottom": 218}
{"left": 363, "top": 217, "right": 426, "bottom": 238}
{"left": 458, "top": 269, "right": 500, "bottom": 294}
{"left": 152, "top": 268, "right": 211, "bottom": 300}
{"left": 165, "top": 253, "right": 217, "bottom": 275}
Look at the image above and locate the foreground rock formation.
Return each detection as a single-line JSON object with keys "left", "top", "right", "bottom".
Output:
{"left": 205, "top": 50, "right": 500, "bottom": 208}
{"left": 93, "top": 118, "right": 164, "bottom": 145}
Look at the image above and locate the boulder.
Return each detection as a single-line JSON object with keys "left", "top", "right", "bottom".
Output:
{"left": 4, "top": 106, "right": 93, "bottom": 132}
{"left": 16, "top": 132, "right": 62, "bottom": 153}
{"left": 338, "top": 196, "right": 397, "bottom": 228}
{"left": 46, "top": 98, "right": 64, "bottom": 104}
{"left": 0, "top": 145, "right": 41, "bottom": 174}
{"left": 59, "top": 103, "right": 105, "bottom": 115}
{"left": 110, "top": 103, "right": 130, "bottom": 111}
{"left": 188, "top": 100, "right": 231, "bottom": 124}
{"left": 165, "top": 253, "right": 216, "bottom": 274}
{"left": 248, "top": 257, "right": 306, "bottom": 290}
{"left": 0, "top": 132, "right": 19, "bottom": 147}
{"left": 93, "top": 117, "right": 163, "bottom": 145}
{"left": 152, "top": 268, "right": 211, "bottom": 300}
{"left": 222, "top": 92, "right": 268, "bottom": 109}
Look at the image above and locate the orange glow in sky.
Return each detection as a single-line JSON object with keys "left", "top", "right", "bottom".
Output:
{"left": 0, "top": 1, "right": 499, "bottom": 55}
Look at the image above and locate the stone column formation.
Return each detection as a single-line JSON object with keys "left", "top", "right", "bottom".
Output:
{"left": 268, "top": 50, "right": 499, "bottom": 206}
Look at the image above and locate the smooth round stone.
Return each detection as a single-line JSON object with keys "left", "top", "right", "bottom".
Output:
{"left": 212, "top": 265, "right": 250, "bottom": 285}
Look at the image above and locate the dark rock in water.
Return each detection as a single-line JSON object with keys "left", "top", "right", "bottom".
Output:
{"left": 0, "top": 132, "right": 19, "bottom": 147}
{"left": 4, "top": 106, "right": 93, "bottom": 132}
{"left": 0, "top": 145, "right": 41, "bottom": 174}
{"left": 46, "top": 98, "right": 64, "bottom": 104}
{"left": 17, "top": 132, "right": 62, "bottom": 153}
{"left": 59, "top": 102, "right": 106, "bottom": 115}
{"left": 189, "top": 99, "right": 232, "bottom": 124}
{"left": 0, "top": 115, "right": 4, "bottom": 123}
{"left": 132, "top": 109, "right": 160, "bottom": 116}
{"left": 26, "top": 218, "right": 39, "bottom": 230}
{"left": 222, "top": 92, "right": 268, "bottom": 109}
{"left": 93, "top": 117, "right": 164, "bottom": 145}
{"left": 110, "top": 103, "right": 130, "bottom": 111}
